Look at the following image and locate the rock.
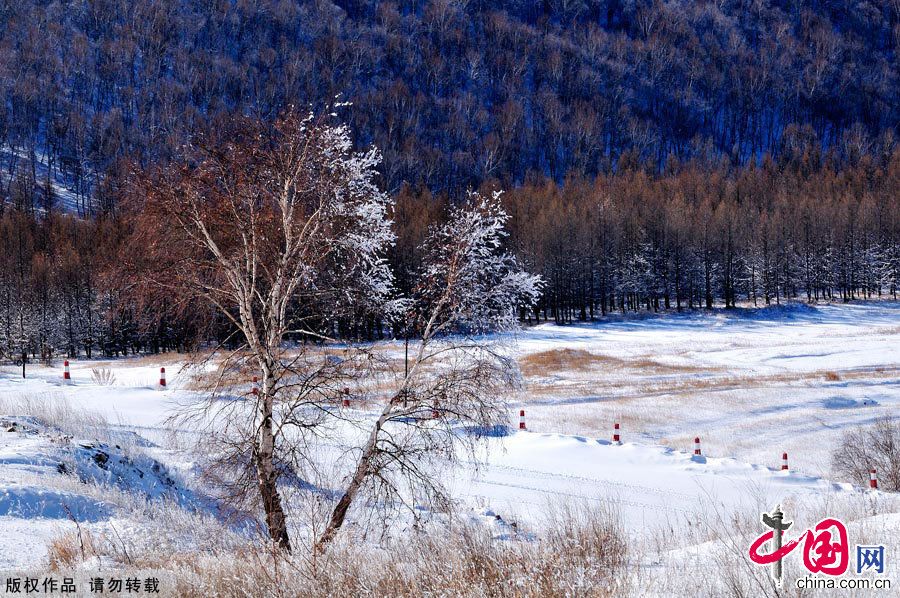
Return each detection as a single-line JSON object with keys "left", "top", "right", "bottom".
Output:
{"left": 92, "top": 451, "right": 109, "bottom": 468}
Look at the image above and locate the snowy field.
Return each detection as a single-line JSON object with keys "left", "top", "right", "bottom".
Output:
{"left": 0, "top": 301, "right": 898, "bottom": 593}
{"left": 513, "top": 302, "right": 900, "bottom": 477}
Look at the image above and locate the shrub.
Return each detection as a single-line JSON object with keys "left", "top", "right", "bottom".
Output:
{"left": 832, "top": 417, "right": 900, "bottom": 491}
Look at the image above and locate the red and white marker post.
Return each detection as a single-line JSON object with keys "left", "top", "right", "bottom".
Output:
{"left": 693, "top": 436, "right": 702, "bottom": 456}
{"left": 63, "top": 360, "right": 71, "bottom": 381}
{"left": 519, "top": 409, "right": 526, "bottom": 430}
{"left": 342, "top": 387, "right": 350, "bottom": 408}
{"left": 781, "top": 452, "right": 789, "bottom": 471}
{"left": 870, "top": 469, "right": 878, "bottom": 490}
{"left": 159, "top": 367, "right": 166, "bottom": 388}
{"left": 252, "top": 376, "right": 259, "bottom": 396}
{"left": 613, "top": 422, "right": 621, "bottom": 444}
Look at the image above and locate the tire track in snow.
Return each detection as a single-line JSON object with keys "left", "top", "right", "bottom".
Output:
{"left": 476, "top": 462, "right": 693, "bottom": 500}
{"left": 470, "top": 476, "right": 693, "bottom": 515}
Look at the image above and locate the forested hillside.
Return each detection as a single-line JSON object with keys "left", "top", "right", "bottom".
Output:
{"left": 2, "top": 0, "right": 899, "bottom": 205}
{"left": 0, "top": 0, "right": 899, "bottom": 360}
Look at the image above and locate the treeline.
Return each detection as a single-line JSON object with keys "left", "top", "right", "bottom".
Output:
{"left": 2, "top": 0, "right": 900, "bottom": 211}
{"left": 1, "top": 154, "right": 899, "bottom": 364}
{"left": 411, "top": 155, "right": 900, "bottom": 323}
{"left": 0, "top": 210, "right": 192, "bottom": 363}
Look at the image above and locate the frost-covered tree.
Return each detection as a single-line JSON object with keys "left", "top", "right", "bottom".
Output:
{"left": 317, "top": 191, "right": 541, "bottom": 548}
{"left": 130, "top": 109, "right": 395, "bottom": 551}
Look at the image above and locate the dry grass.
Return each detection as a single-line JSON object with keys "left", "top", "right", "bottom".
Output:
{"left": 519, "top": 348, "right": 711, "bottom": 378}
{"left": 649, "top": 366, "right": 899, "bottom": 396}
{"left": 0, "top": 394, "right": 110, "bottom": 439}
{"left": 90, "top": 366, "right": 117, "bottom": 386}
{"left": 832, "top": 417, "right": 900, "bottom": 490}
{"left": 182, "top": 364, "right": 255, "bottom": 393}
{"left": 519, "top": 349, "right": 722, "bottom": 377}
{"left": 518, "top": 357, "right": 900, "bottom": 405}
{"left": 46, "top": 503, "right": 631, "bottom": 597}
{"left": 180, "top": 345, "right": 406, "bottom": 397}
{"left": 47, "top": 529, "right": 100, "bottom": 570}
{"left": 88, "top": 351, "right": 189, "bottom": 369}
{"left": 520, "top": 348, "right": 611, "bottom": 375}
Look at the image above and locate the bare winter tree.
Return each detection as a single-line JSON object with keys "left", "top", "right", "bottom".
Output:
{"left": 128, "top": 109, "right": 394, "bottom": 550}
{"left": 316, "top": 191, "right": 542, "bottom": 548}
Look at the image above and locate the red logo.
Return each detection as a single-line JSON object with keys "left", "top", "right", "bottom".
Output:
{"left": 749, "top": 512, "right": 849, "bottom": 577}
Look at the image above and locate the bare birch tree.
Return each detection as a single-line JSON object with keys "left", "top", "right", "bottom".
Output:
{"left": 317, "top": 191, "right": 541, "bottom": 548}
{"left": 129, "top": 110, "right": 394, "bottom": 550}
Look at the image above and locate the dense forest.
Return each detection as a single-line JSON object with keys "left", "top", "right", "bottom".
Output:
{"left": 0, "top": 0, "right": 899, "bottom": 361}
{"left": 2, "top": 0, "right": 900, "bottom": 204}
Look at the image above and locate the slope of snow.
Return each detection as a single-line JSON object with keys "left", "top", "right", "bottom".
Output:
{"left": 0, "top": 416, "right": 188, "bottom": 568}
{"left": 0, "top": 147, "right": 91, "bottom": 215}
{"left": 459, "top": 431, "right": 859, "bottom": 532}
{"left": 516, "top": 302, "right": 900, "bottom": 374}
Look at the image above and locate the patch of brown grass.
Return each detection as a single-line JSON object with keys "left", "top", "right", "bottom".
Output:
{"left": 660, "top": 366, "right": 899, "bottom": 395}
{"left": 47, "top": 529, "right": 100, "bottom": 570}
{"left": 519, "top": 348, "right": 606, "bottom": 376}
{"left": 519, "top": 349, "right": 713, "bottom": 379}
{"left": 183, "top": 364, "right": 255, "bottom": 393}
{"left": 520, "top": 360, "right": 900, "bottom": 408}
{"left": 88, "top": 352, "right": 192, "bottom": 369}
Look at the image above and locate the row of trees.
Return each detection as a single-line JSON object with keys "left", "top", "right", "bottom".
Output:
{"left": 501, "top": 155, "right": 900, "bottom": 323}
{"left": 396, "top": 153, "right": 900, "bottom": 324}
{"left": 0, "top": 209, "right": 193, "bottom": 369}
{"left": 2, "top": 0, "right": 900, "bottom": 213}
{"left": 2, "top": 150, "right": 899, "bottom": 365}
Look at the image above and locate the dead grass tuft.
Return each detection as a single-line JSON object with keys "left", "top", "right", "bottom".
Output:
{"left": 832, "top": 417, "right": 900, "bottom": 490}
{"left": 90, "top": 367, "right": 117, "bottom": 386}
{"left": 47, "top": 529, "right": 100, "bottom": 570}
{"left": 0, "top": 394, "right": 110, "bottom": 439}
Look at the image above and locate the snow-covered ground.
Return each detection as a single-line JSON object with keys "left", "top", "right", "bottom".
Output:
{"left": 0, "top": 301, "right": 897, "bottom": 591}
{"left": 512, "top": 302, "right": 900, "bottom": 479}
